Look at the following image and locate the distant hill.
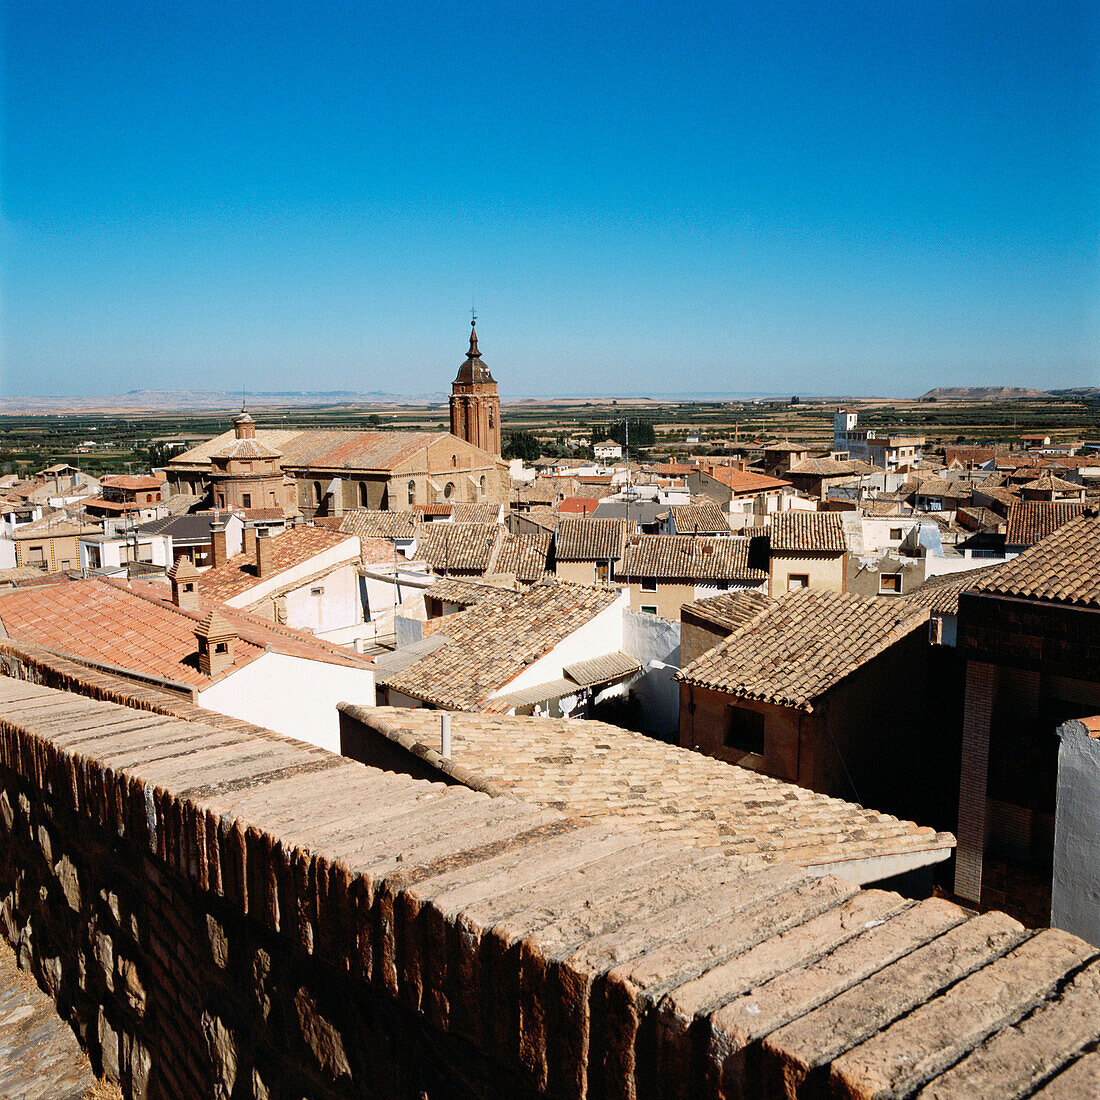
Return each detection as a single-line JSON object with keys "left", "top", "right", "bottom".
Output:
{"left": 919, "top": 386, "right": 1051, "bottom": 401}
{"left": 1047, "top": 387, "right": 1100, "bottom": 400}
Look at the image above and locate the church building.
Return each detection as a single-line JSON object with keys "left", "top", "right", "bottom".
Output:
{"left": 166, "top": 323, "right": 509, "bottom": 516}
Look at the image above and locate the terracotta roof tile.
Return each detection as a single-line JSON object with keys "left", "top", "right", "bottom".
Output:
{"left": 415, "top": 523, "right": 502, "bottom": 573}
{"left": 363, "top": 708, "right": 954, "bottom": 869}
{"left": 555, "top": 517, "right": 633, "bottom": 561}
{"left": 904, "top": 564, "right": 1012, "bottom": 616}
{"left": 492, "top": 531, "right": 553, "bottom": 582}
{"left": 339, "top": 509, "right": 420, "bottom": 539}
{"left": 1005, "top": 501, "right": 1085, "bottom": 547}
{"left": 196, "top": 526, "right": 357, "bottom": 602}
{"left": 971, "top": 513, "right": 1100, "bottom": 608}
{"left": 681, "top": 589, "right": 775, "bottom": 631}
{"left": 617, "top": 534, "right": 768, "bottom": 582}
{"left": 703, "top": 467, "right": 791, "bottom": 494}
{"left": 679, "top": 588, "right": 929, "bottom": 711}
{"left": 669, "top": 503, "right": 731, "bottom": 534}
{"left": 379, "top": 581, "right": 621, "bottom": 710}
{"left": 770, "top": 511, "right": 847, "bottom": 553}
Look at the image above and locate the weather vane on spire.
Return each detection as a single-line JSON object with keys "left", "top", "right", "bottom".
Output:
{"left": 471, "top": 304, "right": 477, "bottom": 327}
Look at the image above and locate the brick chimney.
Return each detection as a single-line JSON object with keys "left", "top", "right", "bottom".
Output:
{"left": 242, "top": 524, "right": 257, "bottom": 559}
{"left": 194, "top": 608, "right": 236, "bottom": 678}
{"left": 167, "top": 556, "right": 201, "bottom": 612}
{"left": 211, "top": 519, "right": 228, "bottom": 568}
{"left": 256, "top": 527, "right": 274, "bottom": 579}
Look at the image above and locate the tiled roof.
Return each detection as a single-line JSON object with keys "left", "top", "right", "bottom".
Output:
{"left": 0, "top": 577, "right": 372, "bottom": 687}
{"left": 1019, "top": 473, "right": 1082, "bottom": 493}
{"left": 362, "top": 708, "right": 954, "bottom": 870}
{"left": 11, "top": 515, "right": 100, "bottom": 539}
{"left": 339, "top": 509, "right": 420, "bottom": 539}
{"left": 679, "top": 588, "right": 929, "bottom": 711}
{"left": 554, "top": 517, "right": 632, "bottom": 561}
{"left": 703, "top": 467, "right": 791, "bottom": 494}
{"left": 492, "top": 531, "right": 553, "bottom": 582}
{"left": 517, "top": 508, "right": 565, "bottom": 530}
{"left": 617, "top": 534, "right": 768, "bottom": 582}
{"left": 98, "top": 475, "right": 163, "bottom": 490}
{"left": 908, "top": 476, "right": 969, "bottom": 500}
{"left": 450, "top": 503, "right": 501, "bottom": 524}
{"left": 379, "top": 581, "right": 621, "bottom": 710}
{"left": 770, "top": 511, "right": 847, "bottom": 553}
{"left": 681, "top": 589, "right": 775, "bottom": 632}
{"left": 905, "top": 564, "right": 1012, "bottom": 616}
{"left": 196, "top": 526, "right": 356, "bottom": 602}
{"left": 134, "top": 511, "right": 226, "bottom": 543}
{"left": 426, "top": 577, "right": 518, "bottom": 609}
{"left": 415, "top": 522, "right": 502, "bottom": 573}
{"left": 788, "top": 457, "right": 875, "bottom": 477}
{"left": 761, "top": 439, "right": 808, "bottom": 452}
{"left": 971, "top": 514, "right": 1100, "bottom": 609}
{"left": 562, "top": 650, "right": 641, "bottom": 687}
{"left": 556, "top": 496, "right": 600, "bottom": 515}
{"left": 669, "top": 503, "right": 730, "bottom": 534}
{"left": 209, "top": 437, "right": 282, "bottom": 460}
{"left": 1005, "top": 501, "right": 1085, "bottom": 547}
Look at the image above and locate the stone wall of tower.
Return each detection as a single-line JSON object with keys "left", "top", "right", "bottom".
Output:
{"left": 450, "top": 387, "right": 500, "bottom": 456}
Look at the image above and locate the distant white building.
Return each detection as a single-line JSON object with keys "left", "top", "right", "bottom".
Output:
{"left": 594, "top": 439, "right": 623, "bottom": 460}
{"left": 833, "top": 409, "right": 924, "bottom": 472}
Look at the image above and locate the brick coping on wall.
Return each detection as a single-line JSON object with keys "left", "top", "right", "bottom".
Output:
{"left": 1, "top": 674, "right": 1099, "bottom": 1098}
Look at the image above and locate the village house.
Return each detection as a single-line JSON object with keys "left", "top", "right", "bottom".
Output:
{"left": 196, "top": 524, "right": 364, "bottom": 637}
{"left": 82, "top": 474, "right": 166, "bottom": 520}
{"left": 759, "top": 439, "right": 813, "bottom": 478}
{"left": 0, "top": 575, "right": 375, "bottom": 752}
{"left": 766, "top": 510, "right": 849, "bottom": 597}
{"left": 593, "top": 439, "right": 623, "bottom": 460}
{"left": 686, "top": 464, "right": 791, "bottom": 526}
{"left": 552, "top": 517, "right": 634, "bottom": 585}
{"left": 1004, "top": 500, "right": 1085, "bottom": 553}
{"left": 10, "top": 514, "right": 101, "bottom": 574}
{"left": 1017, "top": 472, "right": 1087, "bottom": 504}
{"left": 662, "top": 501, "right": 731, "bottom": 536}
{"left": 833, "top": 409, "right": 925, "bottom": 470}
{"left": 377, "top": 581, "right": 635, "bottom": 717}
{"left": 952, "top": 514, "right": 1100, "bottom": 929}
{"left": 615, "top": 533, "right": 768, "bottom": 619}
{"left": 679, "top": 588, "right": 773, "bottom": 666}
{"left": 677, "top": 588, "right": 941, "bottom": 830}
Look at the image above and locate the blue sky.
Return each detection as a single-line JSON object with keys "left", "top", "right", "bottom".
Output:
{"left": 3, "top": 1, "right": 1098, "bottom": 398}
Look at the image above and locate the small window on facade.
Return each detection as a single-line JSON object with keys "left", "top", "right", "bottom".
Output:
{"left": 242, "top": 493, "right": 251, "bottom": 508}
{"left": 488, "top": 408, "right": 494, "bottom": 428}
{"left": 641, "top": 577, "right": 657, "bottom": 592}
{"left": 641, "top": 605, "right": 658, "bottom": 616}
{"left": 313, "top": 481, "right": 323, "bottom": 504}
{"left": 214, "top": 641, "right": 228, "bottom": 654}
{"left": 787, "top": 573, "right": 809, "bottom": 591}
{"left": 311, "top": 586, "right": 324, "bottom": 596}
{"left": 145, "top": 494, "right": 153, "bottom": 503}
{"left": 725, "top": 707, "right": 765, "bottom": 755}
{"left": 479, "top": 475, "right": 487, "bottom": 496}
{"left": 407, "top": 480, "right": 416, "bottom": 505}
{"left": 595, "top": 560, "right": 610, "bottom": 584}
{"left": 889, "top": 527, "right": 903, "bottom": 540}
{"left": 359, "top": 482, "right": 369, "bottom": 507}
{"left": 452, "top": 454, "right": 458, "bottom": 467}
{"left": 880, "top": 573, "right": 902, "bottom": 594}
{"left": 444, "top": 481, "right": 455, "bottom": 499}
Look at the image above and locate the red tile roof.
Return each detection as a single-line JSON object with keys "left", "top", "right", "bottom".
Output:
{"left": 703, "top": 466, "right": 791, "bottom": 494}
{"left": 197, "top": 526, "right": 357, "bottom": 602}
{"left": 0, "top": 577, "right": 372, "bottom": 687}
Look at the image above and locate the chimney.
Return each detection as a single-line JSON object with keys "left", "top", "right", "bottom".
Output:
{"left": 256, "top": 527, "right": 274, "bottom": 578}
{"left": 242, "top": 524, "right": 257, "bottom": 558}
{"left": 211, "top": 519, "right": 228, "bottom": 568}
{"left": 167, "top": 556, "right": 201, "bottom": 612}
{"left": 194, "top": 608, "right": 236, "bottom": 678}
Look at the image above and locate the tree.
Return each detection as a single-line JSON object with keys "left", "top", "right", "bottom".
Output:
{"left": 502, "top": 430, "right": 541, "bottom": 462}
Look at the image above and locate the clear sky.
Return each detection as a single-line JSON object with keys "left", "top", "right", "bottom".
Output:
{"left": 3, "top": 1, "right": 1098, "bottom": 398}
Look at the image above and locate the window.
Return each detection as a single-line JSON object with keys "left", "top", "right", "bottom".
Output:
{"left": 641, "top": 605, "right": 658, "bottom": 616}
{"left": 444, "top": 481, "right": 455, "bottom": 499}
{"left": 488, "top": 407, "right": 494, "bottom": 428}
{"left": 145, "top": 494, "right": 153, "bottom": 503}
{"left": 313, "top": 481, "right": 323, "bottom": 504}
{"left": 889, "top": 527, "right": 903, "bottom": 540}
{"left": 359, "top": 482, "right": 370, "bottom": 507}
{"left": 310, "top": 586, "right": 324, "bottom": 596}
{"left": 595, "top": 560, "right": 610, "bottom": 584}
{"left": 214, "top": 641, "right": 228, "bottom": 655}
{"left": 407, "top": 480, "right": 416, "bottom": 505}
{"left": 640, "top": 577, "right": 657, "bottom": 592}
{"left": 452, "top": 454, "right": 458, "bottom": 467}
{"left": 879, "top": 573, "right": 902, "bottom": 594}
{"left": 725, "top": 707, "right": 765, "bottom": 755}
{"left": 242, "top": 493, "right": 251, "bottom": 508}
{"left": 786, "top": 573, "right": 809, "bottom": 591}
{"left": 479, "top": 475, "right": 487, "bottom": 496}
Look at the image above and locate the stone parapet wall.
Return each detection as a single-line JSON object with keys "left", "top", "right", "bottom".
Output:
{"left": 1, "top": 675, "right": 1099, "bottom": 1099}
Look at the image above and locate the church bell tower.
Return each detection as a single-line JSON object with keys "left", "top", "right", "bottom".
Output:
{"left": 449, "top": 317, "right": 501, "bottom": 456}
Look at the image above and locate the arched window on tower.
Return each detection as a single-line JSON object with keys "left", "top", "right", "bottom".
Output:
{"left": 488, "top": 407, "right": 494, "bottom": 429}
{"left": 313, "top": 481, "right": 323, "bottom": 505}
{"left": 407, "top": 480, "right": 416, "bottom": 505}
{"left": 479, "top": 475, "right": 487, "bottom": 497}
{"left": 359, "top": 481, "right": 369, "bottom": 507}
